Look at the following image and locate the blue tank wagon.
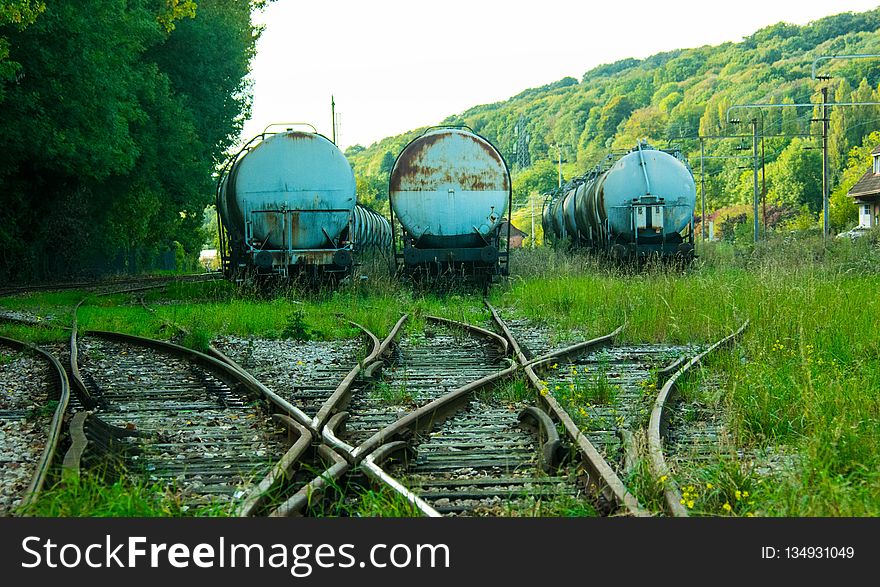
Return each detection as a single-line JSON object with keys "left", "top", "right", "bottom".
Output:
{"left": 543, "top": 142, "right": 696, "bottom": 260}
{"left": 217, "top": 125, "right": 391, "bottom": 280}
{"left": 388, "top": 127, "right": 513, "bottom": 285}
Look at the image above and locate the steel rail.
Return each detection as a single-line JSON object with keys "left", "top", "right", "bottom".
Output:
{"left": 486, "top": 302, "right": 649, "bottom": 516}
{"left": 267, "top": 444, "right": 350, "bottom": 517}
{"left": 87, "top": 331, "right": 312, "bottom": 431}
{"left": 0, "top": 336, "right": 71, "bottom": 510}
{"left": 311, "top": 316, "right": 404, "bottom": 431}
{"left": 63, "top": 328, "right": 307, "bottom": 484}
{"left": 425, "top": 315, "right": 509, "bottom": 355}
{"left": 647, "top": 320, "right": 750, "bottom": 516}
{"left": 362, "top": 442, "right": 442, "bottom": 517}
{"left": 235, "top": 416, "right": 313, "bottom": 517}
{"left": 0, "top": 272, "right": 221, "bottom": 298}
{"left": 319, "top": 314, "right": 518, "bottom": 514}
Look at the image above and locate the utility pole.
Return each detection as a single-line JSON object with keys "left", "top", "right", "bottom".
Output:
{"left": 557, "top": 147, "right": 562, "bottom": 188}
{"left": 752, "top": 118, "right": 759, "bottom": 243}
{"left": 761, "top": 134, "right": 766, "bottom": 232}
{"left": 700, "top": 137, "right": 705, "bottom": 241}
{"left": 331, "top": 95, "right": 337, "bottom": 145}
{"left": 530, "top": 195, "right": 535, "bottom": 249}
{"left": 821, "top": 84, "right": 830, "bottom": 241}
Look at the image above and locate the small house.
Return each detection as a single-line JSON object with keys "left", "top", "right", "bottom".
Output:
{"left": 847, "top": 145, "right": 880, "bottom": 228}
{"left": 498, "top": 221, "right": 528, "bottom": 248}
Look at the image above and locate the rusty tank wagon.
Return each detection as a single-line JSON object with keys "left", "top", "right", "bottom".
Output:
{"left": 388, "top": 127, "right": 512, "bottom": 287}
{"left": 216, "top": 124, "right": 391, "bottom": 280}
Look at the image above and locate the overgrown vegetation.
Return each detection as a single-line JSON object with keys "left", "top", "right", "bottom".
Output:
{"left": 0, "top": 1, "right": 263, "bottom": 281}
{"left": 20, "top": 471, "right": 232, "bottom": 517}
{"left": 347, "top": 8, "right": 880, "bottom": 240}
{"left": 2, "top": 230, "right": 879, "bottom": 516}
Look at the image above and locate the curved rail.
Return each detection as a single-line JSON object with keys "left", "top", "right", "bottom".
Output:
{"left": 235, "top": 416, "right": 313, "bottom": 517}
{"left": 311, "top": 317, "right": 402, "bottom": 431}
{"left": 63, "top": 328, "right": 309, "bottom": 489}
{"left": 647, "top": 320, "right": 750, "bottom": 516}
{"left": 321, "top": 314, "right": 518, "bottom": 514}
{"left": 486, "top": 302, "right": 648, "bottom": 516}
{"left": 0, "top": 336, "right": 71, "bottom": 510}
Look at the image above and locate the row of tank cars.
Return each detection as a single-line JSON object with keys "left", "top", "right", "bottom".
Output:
{"left": 216, "top": 124, "right": 697, "bottom": 287}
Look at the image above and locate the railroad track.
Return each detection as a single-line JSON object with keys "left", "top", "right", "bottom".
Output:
{"left": 324, "top": 308, "right": 656, "bottom": 517}
{"left": 0, "top": 336, "right": 70, "bottom": 514}
{"left": 212, "top": 334, "right": 373, "bottom": 422}
{"left": 67, "top": 330, "right": 295, "bottom": 507}
{"left": 328, "top": 318, "right": 509, "bottom": 448}
{"left": 0, "top": 272, "right": 222, "bottom": 299}
{"left": 647, "top": 321, "right": 750, "bottom": 516}
{"left": 537, "top": 342, "right": 698, "bottom": 476}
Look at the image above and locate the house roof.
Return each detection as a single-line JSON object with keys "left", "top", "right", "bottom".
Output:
{"left": 848, "top": 169, "right": 880, "bottom": 199}
{"left": 872, "top": 145, "right": 880, "bottom": 155}
{"left": 498, "top": 220, "right": 528, "bottom": 237}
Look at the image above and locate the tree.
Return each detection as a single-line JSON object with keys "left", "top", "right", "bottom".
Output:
{"left": 767, "top": 139, "right": 822, "bottom": 213}
{"left": 0, "top": 0, "right": 261, "bottom": 280}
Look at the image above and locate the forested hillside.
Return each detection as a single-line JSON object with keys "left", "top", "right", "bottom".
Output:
{"left": 0, "top": 1, "right": 262, "bottom": 281}
{"left": 348, "top": 8, "right": 880, "bottom": 240}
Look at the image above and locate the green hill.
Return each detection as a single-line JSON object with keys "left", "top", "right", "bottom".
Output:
{"left": 347, "top": 7, "right": 880, "bottom": 239}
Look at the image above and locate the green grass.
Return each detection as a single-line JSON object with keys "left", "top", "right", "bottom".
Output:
{"left": 370, "top": 380, "right": 415, "bottom": 406}
{"left": 343, "top": 486, "right": 423, "bottom": 517}
{"left": 2, "top": 231, "right": 878, "bottom": 516}
{"left": 19, "top": 471, "right": 233, "bottom": 517}
{"left": 498, "top": 234, "right": 879, "bottom": 516}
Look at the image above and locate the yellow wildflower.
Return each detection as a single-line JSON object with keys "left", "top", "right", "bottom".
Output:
{"left": 706, "top": 483, "right": 714, "bottom": 490}
{"left": 722, "top": 502, "right": 732, "bottom": 512}
{"left": 658, "top": 475, "right": 668, "bottom": 484}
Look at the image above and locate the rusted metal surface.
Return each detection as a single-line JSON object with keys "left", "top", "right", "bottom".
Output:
{"left": 236, "top": 417, "right": 313, "bottom": 517}
{"left": 268, "top": 444, "right": 350, "bottom": 517}
{"left": 648, "top": 320, "right": 749, "bottom": 517}
{"left": 362, "top": 443, "right": 442, "bottom": 518}
{"left": 517, "top": 406, "right": 563, "bottom": 473}
{"left": 390, "top": 128, "right": 510, "bottom": 243}
{"left": 542, "top": 144, "right": 696, "bottom": 258}
{"left": 310, "top": 320, "right": 386, "bottom": 432}
{"left": 425, "top": 315, "right": 508, "bottom": 355}
{"left": 223, "top": 131, "right": 355, "bottom": 250}
{"left": 486, "top": 302, "right": 650, "bottom": 516}
{"left": 351, "top": 361, "right": 519, "bottom": 463}
{"left": 205, "top": 344, "right": 315, "bottom": 432}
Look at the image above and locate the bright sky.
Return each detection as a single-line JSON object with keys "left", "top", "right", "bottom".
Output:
{"left": 241, "top": 0, "right": 880, "bottom": 150}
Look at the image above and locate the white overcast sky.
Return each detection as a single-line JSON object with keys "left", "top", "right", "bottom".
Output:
{"left": 241, "top": 0, "right": 880, "bottom": 150}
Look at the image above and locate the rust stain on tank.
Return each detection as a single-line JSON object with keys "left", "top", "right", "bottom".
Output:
{"left": 283, "top": 131, "right": 312, "bottom": 141}
{"left": 390, "top": 130, "right": 509, "bottom": 193}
